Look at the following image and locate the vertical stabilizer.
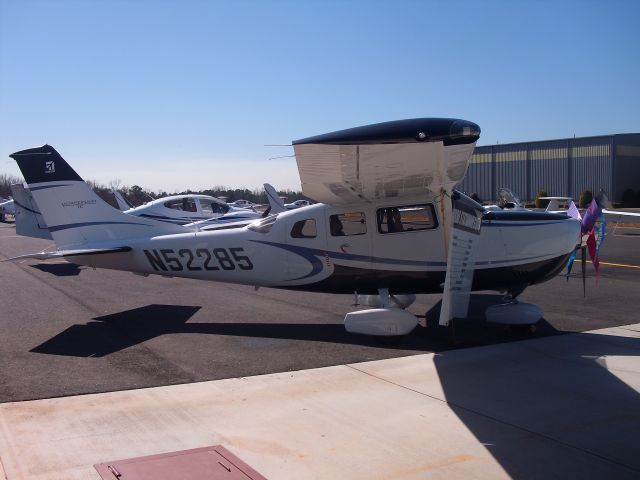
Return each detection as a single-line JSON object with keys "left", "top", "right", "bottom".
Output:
{"left": 263, "top": 183, "right": 286, "bottom": 213}
{"left": 10, "top": 145, "right": 187, "bottom": 248}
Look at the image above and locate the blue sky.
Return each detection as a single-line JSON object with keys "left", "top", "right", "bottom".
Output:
{"left": 1, "top": 0, "right": 639, "bottom": 192}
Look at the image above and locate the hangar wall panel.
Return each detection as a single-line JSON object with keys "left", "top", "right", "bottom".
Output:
{"left": 462, "top": 133, "right": 640, "bottom": 204}
{"left": 494, "top": 145, "right": 527, "bottom": 200}
{"left": 613, "top": 134, "right": 640, "bottom": 201}
{"left": 459, "top": 148, "right": 492, "bottom": 201}
{"left": 571, "top": 137, "right": 612, "bottom": 201}
{"left": 530, "top": 140, "right": 569, "bottom": 198}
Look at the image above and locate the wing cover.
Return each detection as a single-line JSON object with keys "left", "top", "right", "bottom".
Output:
{"left": 292, "top": 118, "right": 480, "bottom": 205}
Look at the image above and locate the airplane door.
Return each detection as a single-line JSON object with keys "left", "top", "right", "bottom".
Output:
{"left": 371, "top": 203, "right": 443, "bottom": 276}
{"left": 284, "top": 214, "right": 328, "bottom": 281}
{"left": 325, "top": 209, "right": 372, "bottom": 273}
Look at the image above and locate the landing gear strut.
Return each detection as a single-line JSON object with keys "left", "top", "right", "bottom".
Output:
{"left": 344, "top": 288, "right": 419, "bottom": 337}
{"left": 485, "top": 286, "right": 543, "bottom": 328}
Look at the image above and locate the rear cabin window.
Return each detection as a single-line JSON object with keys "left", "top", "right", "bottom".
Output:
{"left": 330, "top": 212, "right": 366, "bottom": 236}
{"left": 377, "top": 205, "right": 437, "bottom": 234}
{"left": 165, "top": 198, "right": 197, "bottom": 212}
{"left": 290, "top": 219, "right": 317, "bottom": 238}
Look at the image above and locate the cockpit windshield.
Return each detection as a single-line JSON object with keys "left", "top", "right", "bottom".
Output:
{"left": 496, "top": 188, "right": 521, "bottom": 209}
{"left": 247, "top": 214, "right": 277, "bottom": 234}
{"left": 453, "top": 190, "right": 485, "bottom": 211}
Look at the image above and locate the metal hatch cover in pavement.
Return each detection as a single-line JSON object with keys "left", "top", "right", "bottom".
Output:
{"left": 94, "top": 445, "right": 268, "bottom": 480}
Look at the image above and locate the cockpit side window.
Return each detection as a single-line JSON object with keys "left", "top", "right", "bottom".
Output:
{"left": 182, "top": 198, "right": 197, "bottom": 212}
{"left": 376, "top": 204, "right": 437, "bottom": 234}
{"left": 166, "top": 198, "right": 197, "bottom": 212}
{"left": 330, "top": 212, "right": 366, "bottom": 236}
{"left": 164, "top": 199, "right": 184, "bottom": 210}
{"left": 290, "top": 219, "right": 317, "bottom": 238}
{"left": 200, "top": 199, "right": 228, "bottom": 215}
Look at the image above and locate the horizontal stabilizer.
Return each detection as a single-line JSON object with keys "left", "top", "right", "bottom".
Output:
{"left": 6, "top": 246, "right": 131, "bottom": 261}
{"left": 10, "top": 183, "right": 53, "bottom": 240}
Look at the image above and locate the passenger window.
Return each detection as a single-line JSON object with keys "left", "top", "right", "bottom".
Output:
{"left": 290, "top": 219, "right": 317, "bottom": 238}
{"left": 330, "top": 212, "right": 366, "bottom": 236}
{"left": 200, "top": 200, "right": 227, "bottom": 215}
{"left": 164, "top": 199, "right": 184, "bottom": 210}
{"left": 182, "top": 198, "right": 197, "bottom": 212}
{"left": 200, "top": 200, "right": 214, "bottom": 214}
{"left": 377, "top": 205, "right": 437, "bottom": 234}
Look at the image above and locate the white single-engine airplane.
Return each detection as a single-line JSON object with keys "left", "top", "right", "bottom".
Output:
{"left": 8, "top": 118, "right": 581, "bottom": 336}
{"left": 120, "top": 194, "right": 241, "bottom": 225}
{"left": 11, "top": 182, "right": 286, "bottom": 239}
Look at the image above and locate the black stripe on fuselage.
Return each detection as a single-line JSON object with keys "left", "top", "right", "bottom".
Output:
{"left": 278, "top": 253, "right": 571, "bottom": 294}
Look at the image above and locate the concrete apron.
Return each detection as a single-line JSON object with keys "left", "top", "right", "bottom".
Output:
{"left": 0, "top": 324, "right": 639, "bottom": 480}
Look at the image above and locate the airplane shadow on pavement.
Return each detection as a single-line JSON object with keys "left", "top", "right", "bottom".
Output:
{"left": 31, "top": 296, "right": 568, "bottom": 358}
{"left": 30, "top": 263, "right": 85, "bottom": 277}
{"left": 432, "top": 329, "right": 640, "bottom": 478}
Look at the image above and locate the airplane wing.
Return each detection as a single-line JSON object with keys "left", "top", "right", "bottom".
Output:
{"left": 603, "top": 208, "right": 640, "bottom": 218}
{"left": 292, "top": 118, "right": 480, "bottom": 205}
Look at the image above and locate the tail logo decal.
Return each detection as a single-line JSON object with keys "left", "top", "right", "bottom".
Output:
{"left": 45, "top": 161, "right": 55, "bottom": 174}
{"left": 62, "top": 199, "right": 97, "bottom": 209}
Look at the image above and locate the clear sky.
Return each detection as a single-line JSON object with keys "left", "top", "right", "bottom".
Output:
{"left": 1, "top": 0, "right": 639, "bottom": 192}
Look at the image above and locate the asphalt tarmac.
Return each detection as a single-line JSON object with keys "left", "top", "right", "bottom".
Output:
{"left": 1, "top": 222, "right": 639, "bottom": 403}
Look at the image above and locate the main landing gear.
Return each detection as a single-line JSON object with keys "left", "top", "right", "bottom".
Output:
{"left": 484, "top": 285, "right": 543, "bottom": 331}
{"left": 344, "top": 288, "right": 419, "bottom": 336}
{"left": 343, "top": 286, "right": 544, "bottom": 339}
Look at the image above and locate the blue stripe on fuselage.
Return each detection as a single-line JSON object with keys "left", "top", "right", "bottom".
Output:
{"left": 48, "top": 221, "right": 153, "bottom": 232}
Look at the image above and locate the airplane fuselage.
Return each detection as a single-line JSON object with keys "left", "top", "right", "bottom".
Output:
{"left": 75, "top": 196, "right": 581, "bottom": 295}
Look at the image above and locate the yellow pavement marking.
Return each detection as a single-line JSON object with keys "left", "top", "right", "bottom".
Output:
{"left": 587, "top": 260, "right": 640, "bottom": 269}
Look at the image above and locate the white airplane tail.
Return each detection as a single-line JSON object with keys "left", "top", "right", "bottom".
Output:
{"left": 10, "top": 145, "right": 187, "bottom": 249}
{"left": 111, "top": 189, "right": 133, "bottom": 211}
{"left": 263, "top": 183, "right": 286, "bottom": 213}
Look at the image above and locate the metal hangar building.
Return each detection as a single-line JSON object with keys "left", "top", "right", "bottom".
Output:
{"left": 458, "top": 133, "right": 640, "bottom": 204}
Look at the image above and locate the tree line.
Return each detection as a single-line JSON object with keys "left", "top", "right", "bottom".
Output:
{"left": 0, "top": 173, "right": 307, "bottom": 208}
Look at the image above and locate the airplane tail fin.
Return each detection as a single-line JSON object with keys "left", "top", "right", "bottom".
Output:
{"left": 10, "top": 183, "right": 53, "bottom": 240}
{"left": 264, "top": 183, "right": 286, "bottom": 213}
{"left": 10, "top": 145, "right": 187, "bottom": 249}
{"left": 112, "top": 189, "right": 133, "bottom": 211}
